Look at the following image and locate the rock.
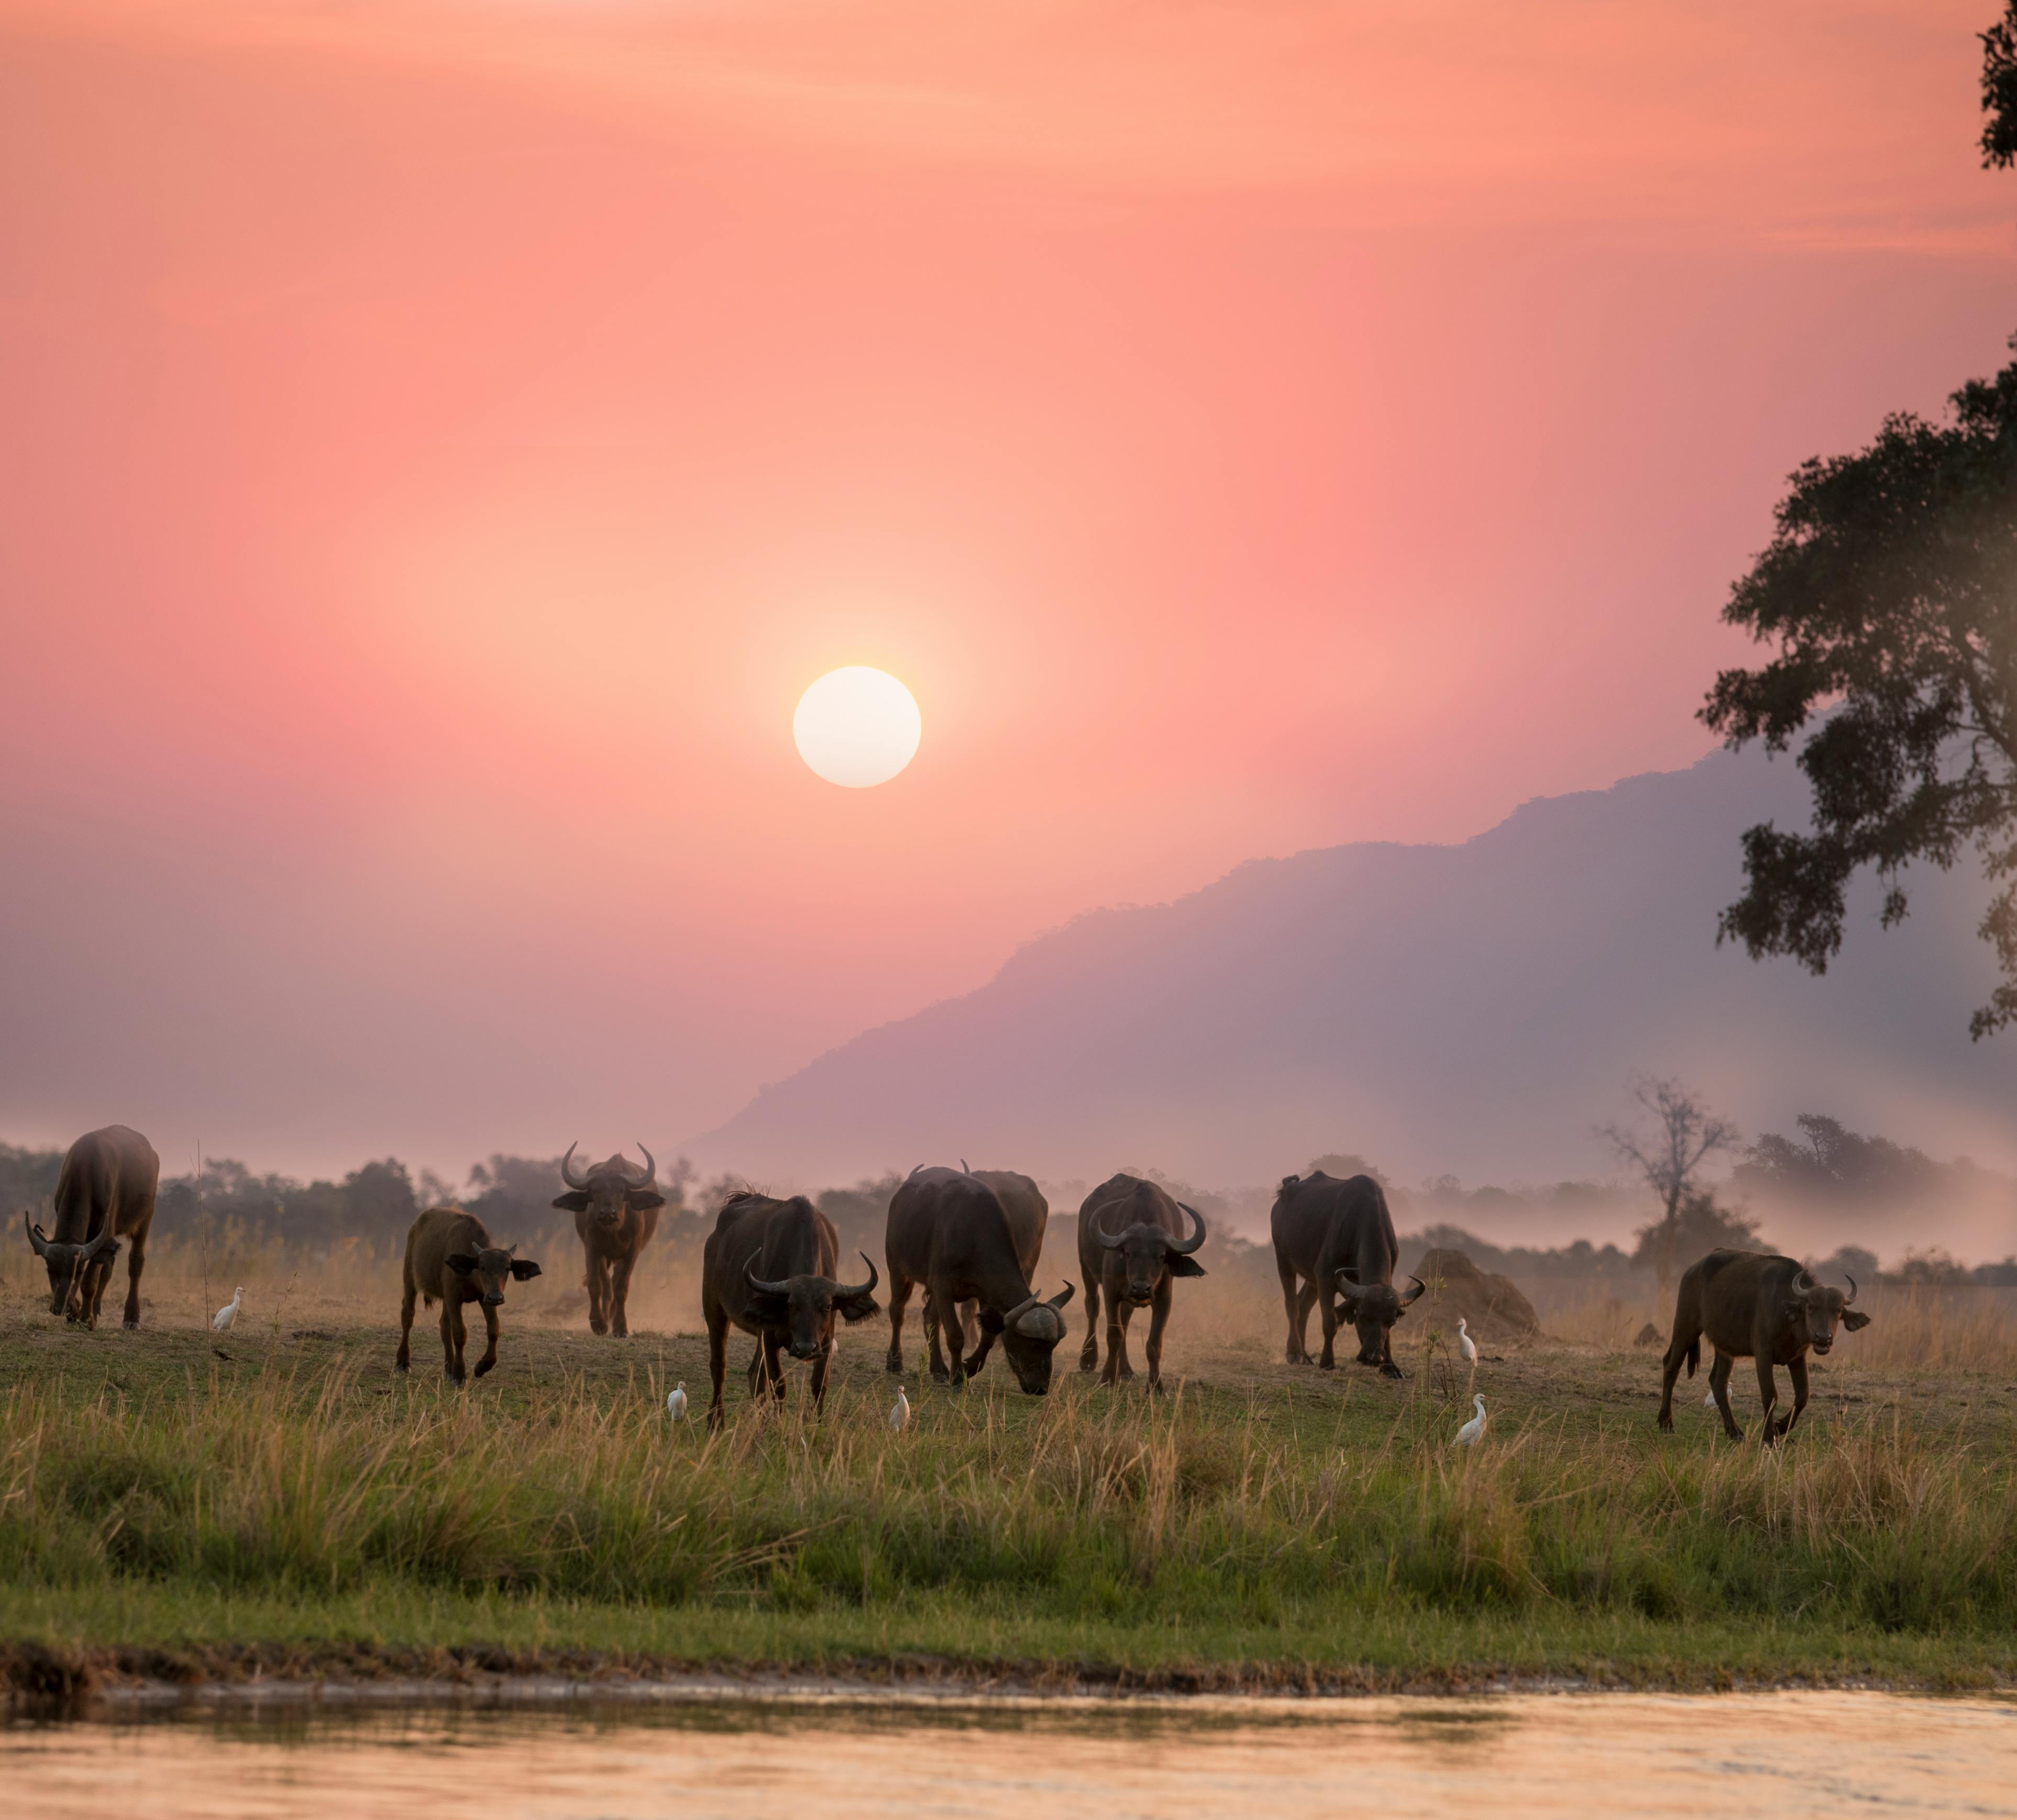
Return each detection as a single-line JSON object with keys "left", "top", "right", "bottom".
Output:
{"left": 1410, "top": 1248, "right": 1540, "bottom": 1344}
{"left": 1633, "top": 1321, "right": 1665, "bottom": 1349}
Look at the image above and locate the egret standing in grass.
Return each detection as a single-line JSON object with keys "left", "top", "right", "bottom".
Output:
{"left": 212, "top": 1287, "right": 243, "bottom": 1332}
{"left": 667, "top": 1382, "right": 688, "bottom": 1422}
{"left": 1455, "top": 1394, "right": 1486, "bottom": 1447}
{"left": 1456, "top": 1317, "right": 1477, "bottom": 1365}
{"left": 890, "top": 1387, "right": 911, "bottom": 1432}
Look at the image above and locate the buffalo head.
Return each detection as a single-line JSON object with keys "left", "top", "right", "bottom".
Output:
{"left": 986, "top": 1284, "right": 1077, "bottom": 1393}
{"left": 1094, "top": 1202, "right": 1208, "bottom": 1306}
{"left": 447, "top": 1242, "right": 543, "bottom": 1308}
{"left": 25, "top": 1212, "right": 118, "bottom": 1321}
{"left": 553, "top": 1142, "right": 666, "bottom": 1230}
{"left": 1784, "top": 1269, "right": 1869, "bottom": 1355}
{"left": 1333, "top": 1267, "right": 1428, "bottom": 1375}
{"left": 745, "top": 1253, "right": 881, "bottom": 1360}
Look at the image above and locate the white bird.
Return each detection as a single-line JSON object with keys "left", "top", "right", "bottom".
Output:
{"left": 890, "top": 1387, "right": 911, "bottom": 1432}
{"left": 1456, "top": 1318, "right": 1477, "bottom": 1365}
{"left": 1705, "top": 1385, "right": 1719, "bottom": 1408}
{"left": 211, "top": 1287, "right": 243, "bottom": 1332}
{"left": 1454, "top": 1394, "right": 1486, "bottom": 1447}
{"left": 666, "top": 1382, "right": 688, "bottom": 1421}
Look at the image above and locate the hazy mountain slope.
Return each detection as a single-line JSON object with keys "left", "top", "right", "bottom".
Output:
{"left": 692, "top": 748, "right": 2017, "bottom": 1187}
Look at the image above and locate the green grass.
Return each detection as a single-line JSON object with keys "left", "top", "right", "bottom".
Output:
{"left": 3, "top": 1315, "right": 2015, "bottom": 1694}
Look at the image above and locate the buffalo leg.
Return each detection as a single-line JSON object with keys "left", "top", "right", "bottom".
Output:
{"left": 1079, "top": 1276, "right": 1103, "bottom": 1374}
{"left": 1102, "top": 1298, "right": 1133, "bottom": 1385}
{"left": 609, "top": 1251, "right": 635, "bottom": 1338}
{"left": 762, "top": 1330, "right": 788, "bottom": 1402}
{"left": 585, "top": 1250, "right": 609, "bottom": 1336}
{"left": 1756, "top": 1357, "right": 1782, "bottom": 1443}
{"left": 810, "top": 1331, "right": 833, "bottom": 1410}
{"left": 396, "top": 1280, "right": 417, "bottom": 1372}
{"left": 442, "top": 1299, "right": 466, "bottom": 1383}
{"left": 1380, "top": 1327, "right": 1404, "bottom": 1382}
{"left": 886, "top": 1273, "right": 913, "bottom": 1373}
{"left": 924, "top": 1291, "right": 953, "bottom": 1383}
{"left": 1709, "top": 1352, "right": 1742, "bottom": 1440}
{"left": 965, "top": 1317, "right": 1000, "bottom": 1377}
{"left": 1277, "top": 1255, "right": 1308, "bottom": 1364}
{"left": 706, "top": 1305, "right": 731, "bottom": 1431}
{"left": 1317, "top": 1286, "right": 1339, "bottom": 1370}
{"left": 1781, "top": 1354, "right": 1811, "bottom": 1440}
{"left": 932, "top": 1278, "right": 971, "bottom": 1385}
{"left": 1143, "top": 1276, "right": 1173, "bottom": 1393}
{"left": 120, "top": 1224, "right": 147, "bottom": 1330}
{"left": 472, "top": 1301, "right": 501, "bottom": 1378}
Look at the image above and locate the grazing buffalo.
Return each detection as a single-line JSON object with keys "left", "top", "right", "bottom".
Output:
{"left": 1658, "top": 1249, "right": 1870, "bottom": 1443}
{"left": 24, "top": 1125, "right": 159, "bottom": 1329}
{"left": 885, "top": 1165, "right": 1074, "bottom": 1392}
{"left": 701, "top": 1190, "right": 880, "bottom": 1430}
{"left": 397, "top": 1206, "right": 543, "bottom": 1383}
{"left": 552, "top": 1143, "right": 665, "bottom": 1337}
{"left": 1075, "top": 1174, "right": 1207, "bottom": 1391}
{"left": 944, "top": 1166, "right": 1049, "bottom": 1355}
{"left": 1270, "top": 1171, "right": 1425, "bottom": 1377}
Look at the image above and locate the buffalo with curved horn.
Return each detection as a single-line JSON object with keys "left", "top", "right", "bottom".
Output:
{"left": 1075, "top": 1174, "right": 1208, "bottom": 1391}
{"left": 1270, "top": 1170, "right": 1424, "bottom": 1377}
{"left": 701, "top": 1190, "right": 881, "bottom": 1429}
{"left": 24, "top": 1126, "right": 159, "bottom": 1329}
{"left": 1658, "top": 1249, "right": 1869, "bottom": 1443}
{"left": 885, "top": 1165, "right": 1075, "bottom": 1393}
{"left": 552, "top": 1141, "right": 665, "bottom": 1336}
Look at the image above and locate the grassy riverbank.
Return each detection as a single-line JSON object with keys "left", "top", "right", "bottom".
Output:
{"left": 5, "top": 1254, "right": 2017, "bottom": 1698}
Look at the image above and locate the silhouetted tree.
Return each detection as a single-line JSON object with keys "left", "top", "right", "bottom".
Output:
{"left": 1985, "top": 2, "right": 2017, "bottom": 168}
{"left": 1600, "top": 1077, "right": 1738, "bottom": 1289}
{"left": 1628, "top": 1189, "right": 1760, "bottom": 1278}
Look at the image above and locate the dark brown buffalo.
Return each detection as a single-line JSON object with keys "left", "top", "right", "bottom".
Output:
{"left": 1658, "top": 1249, "right": 1870, "bottom": 1443}
{"left": 24, "top": 1124, "right": 159, "bottom": 1329}
{"left": 1075, "top": 1173, "right": 1207, "bottom": 1391}
{"left": 552, "top": 1142, "right": 665, "bottom": 1337}
{"left": 944, "top": 1165, "right": 1049, "bottom": 1355}
{"left": 701, "top": 1190, "right": 880, "bottom": 1430}
{"left": 397, "top": 1206, "right": 543, "bottom": 1383}
{"left": 1270, "top": 1170, "right": 1425, "bottom": 1377}
{"left": 884, "top": 1164, "right": 1074, "bottom": 1392}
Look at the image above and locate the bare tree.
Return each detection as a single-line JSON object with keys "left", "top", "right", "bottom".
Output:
{"left": 1600, "top": 1076, "right": 1738, "bottom": 1289}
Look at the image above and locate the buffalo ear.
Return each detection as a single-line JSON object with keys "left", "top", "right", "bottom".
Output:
{"left": 552, "top": 1190, "right": 591, "bottom": 1213}
{"left": 1167, "top": 1254, "right": 1207, "bottom": 1278}
{"left": 834, "top": 1289, "right": 881, "bottom": 1325}
{"left": 629, "top": 1190, "right": 666, "bottom": 1212}
{"left": 1842, "top": 1309, "right": 1871, "bottom": 1331}
{"left": 510, "top": 1259, "right": 543, "bottom": 1281}
{"left": 977, "top": 1307, "right": 1006, "bottom": 1335}
{"left": 447, "top": 1253, "right": 480, "bottom": 1276}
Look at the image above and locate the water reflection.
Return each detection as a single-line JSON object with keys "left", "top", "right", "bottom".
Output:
{"left": 6, "top": 1690, "right": 2013, "bottom": 1818}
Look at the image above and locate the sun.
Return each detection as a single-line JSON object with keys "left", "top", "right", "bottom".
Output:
{"left": 792, "top": 667, "right": 921, "bottom": 788}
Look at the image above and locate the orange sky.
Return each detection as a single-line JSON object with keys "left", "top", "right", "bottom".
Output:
{"left": 3, "top": 1, "right": 2013, "bottom": 1177}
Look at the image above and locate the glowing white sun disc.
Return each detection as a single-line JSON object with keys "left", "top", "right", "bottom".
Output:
{"left": 792, "top": 667, "right": 921, "bottom": 788}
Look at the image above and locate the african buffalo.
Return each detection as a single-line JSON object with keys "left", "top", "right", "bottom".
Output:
{"left": 24, "top": 1125, "right": 159, "bottom": 1329}
{"left": 1270, "top": 1170, "right": 1425, "bottom": 1377}
{"left": 552, "top": 1142, "right": 665, "bottom": 1337}
{"left": 396, "top": 1206, "right": 543, "bottom": 1383}
{"left": 701, "top": 1190, "right": 880, "bottom": 1430}
{"left": 1075, "top": 1173, "right": 1207, "bottom": 1391}
{"left": 1658, "top": 1249, "right": 1870, "bottom": 1443}
{"left": 944, "top": 1166, "right": 1049, "bottom": 1355}
{"left": 885, "top": 1165, "right": 1074, "bottom": 1392}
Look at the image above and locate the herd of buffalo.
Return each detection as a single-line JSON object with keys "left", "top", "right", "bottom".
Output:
{"left": 22, "top": 1123, "right": 1872, "bottom": 1443}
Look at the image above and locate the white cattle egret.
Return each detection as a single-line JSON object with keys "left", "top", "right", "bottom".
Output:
{"left": 1705, "top": 1385, "right": 1719, "bottom": 1408}
{"left": 667, "top": 1382, "right": 688, "bottom": 1421}
{"left": 212, "top": 1287, "right": 243, "bottom": 1332}
{"left": 1457, "top": 1318, "right": 1477, "bottom": 1365}
{"left": 1454, "top": 1394, "right": 1487, "bottom": 1447}
{"left": 890, "top": 1387, "right": 911, "bottom": 1432}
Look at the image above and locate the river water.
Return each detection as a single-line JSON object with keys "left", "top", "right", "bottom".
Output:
{"left": 8, "top": 1689, "right": 2014, "bottom": 1818}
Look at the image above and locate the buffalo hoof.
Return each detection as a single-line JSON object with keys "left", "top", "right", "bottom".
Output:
{"left": 1078, "top": 1348, "right": 1098, "bottom": 1373}
{"left": 473, "top": 1357, "right": 495, "bottom": 1378}
{"left": 589, "top": 1318, "right": 608, "bottom": 1336}
{"left": 930, "top": 1366, "right": 951, "bottom": 1384}
{"left": 123, "top": 1318, "right": 140, "bottom": 1331}
{"left": 448, "top": 1367, "right": 467, "bottom": 1385}
{"left": 1317, "top": 1359, "right": 1335, "bottom": 1372}
{"left": 395, "top": 1358, "right": 410, "bottom": 1374}
{"left": 1380, "top": 1366, "right": 1405, "bottom": 1382}
{"left": 1657, "top": 1410, "right": 1673, "bottom": 1432}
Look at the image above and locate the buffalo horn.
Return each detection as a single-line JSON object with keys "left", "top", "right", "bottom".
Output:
{"left": 1843, "top": 1273, "right": 1858, "bottom": 1307}
{"left": 86, "top": 1227, "right": 119, "bottom": 1258}
{"left": 560, "top": 1142, "right": 590, "bottom": 1189}
{"left": 834, "top": 1252, "right": 880, "bottom": 1299}
{"left": 1093, "top": 1214, "right": 1128, "bottom": 1251}
{"left": 1047, "top": 1281, "right": 1076, "bottom": 1310}
{"left": 1399, "top": 1273, "right": 1428, "bottom": 1306}
{"left": 1792, "top": 1266, "right": 1816, "bottom": 1294}
{"left": 746, "top": 1261, "right": 795, "bottom": 1298}
{"left": 24, "top": 1213, "right": 47, "bottom": 1257}
{"left": 626, "top": 1143, "right": 656, "bottom": 1189}
{"left": 1166, "top": 1203, "right": 1208, "bottom": 1255}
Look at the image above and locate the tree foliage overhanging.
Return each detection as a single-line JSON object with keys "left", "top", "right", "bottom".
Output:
{"left": 1985, "top": 1, "right": 2017, "bottom": 169}
{"left": 1700, "top": 337, "right": 2017, "bottom": 1038}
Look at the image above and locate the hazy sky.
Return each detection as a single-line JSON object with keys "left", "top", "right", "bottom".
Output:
{"left": 3, "top": 1, "right": 2013, "bottom": 1181}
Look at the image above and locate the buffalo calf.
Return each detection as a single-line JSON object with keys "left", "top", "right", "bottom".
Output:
{"left": 398, "top": 1207, "right": 543, "bottom": 1383}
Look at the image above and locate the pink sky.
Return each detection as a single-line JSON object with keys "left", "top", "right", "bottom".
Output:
{"left": 3, "top": 1, "right": 2013, "bottom": 1180}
